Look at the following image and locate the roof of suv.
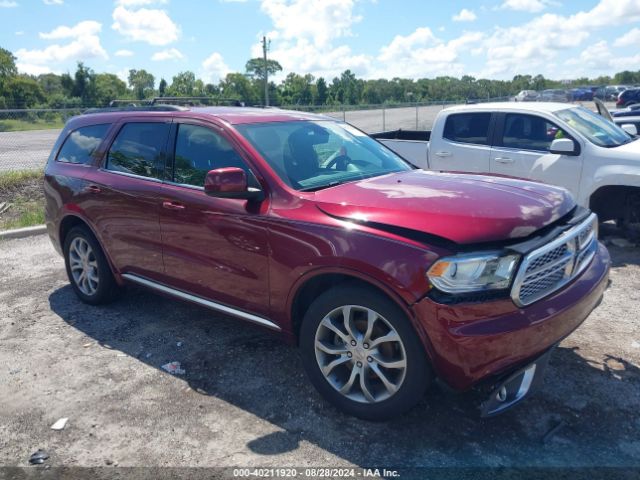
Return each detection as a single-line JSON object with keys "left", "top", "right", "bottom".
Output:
{"left": 81, "top": 106, "right": 331, "bottom": 125}
{"left": 443, "top": 102, "right": 577, "bottom": 114}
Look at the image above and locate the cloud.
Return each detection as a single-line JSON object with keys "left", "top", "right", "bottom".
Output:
{"left": 500, "top": 0, "right": 552, "bottom": 13}
{"left": 375, "top": 28, "right": 483, "bottom": 78}
{"left": 201, "top": 52, "right": 231, "bottom": 83}
{"left": 452, "top": 8, "right": 476, "bottom": 22}
{"left": 111, "top": 5, "right": 179, "bottom": 45}
{"left": 43, "top": 0, "right": 63, "bottom": 5}
{"left": 0, "top": 0, "right": 18, "bottom": 7}
{"left": 614, "top": 27, "right": 640, "bottom": 47}
{"left": 116, "top": 0, "right": 167, "bottom": 5}
{"left": 255, "top": 0, "right": 370, "bottom": 79}
{"left": 16, "top": 20, "right": 108, "bottom": 75}
{"left": 152, "top": 48, "right": 184, "bottom": 61}
{"left": 115, "top": 49, "right": 134, "bottom": 57}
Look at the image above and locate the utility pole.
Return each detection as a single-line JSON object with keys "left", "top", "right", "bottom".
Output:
{"left": 262, "top": 36, "right": 269, "bottom": 107}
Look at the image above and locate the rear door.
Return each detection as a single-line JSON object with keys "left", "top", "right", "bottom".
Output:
{"left": 83, "top": 118, "right": 171, "bottom": 279}
{"left": 490, "top": 113, "right": 583, "bottom": 198}
{"left": 429, "top": 112, "right": 493, "bottom": 172}
{"left": 158, "top": 120, "right": 270, "bottom": 318}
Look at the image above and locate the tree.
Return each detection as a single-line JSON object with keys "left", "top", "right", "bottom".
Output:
{"left": 37, "top": 73, "right": 64, "bottom": 96}
{"left": 128, "top": 69, "right": 155, "bottom": 100}
{"left": 71, "top": 62, "right": 96, "bottom": 103}
{"left": 4, "top": 75, "right": 45, "bottom": 107}
{"left": 0, "top": 47, "right": 17, "bottom": 91}
{"left": 245, "top": 57, "right": 282, "bottom": 82}
{"left": 158, "top": 78, "right": 167, "bottom": 97}
{"left": 168, "top": 71, "right": 196, "bottom": 96}
{"left": 94, "top": 73, "right": 127, "bottom": 106}
{"left": 219, "top": 73, "right": 258, "bottom": 104}
{"left": 315, "top": 77, "right": 328, "bottom": 105}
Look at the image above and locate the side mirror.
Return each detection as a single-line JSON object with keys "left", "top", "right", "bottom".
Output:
{"left": 549, "top": 138, "right": 578, "bottom": 156}
{"left": 204, "top": 167, "right": 264, "bottom": 201}
{"left": 621, "top": 124, "right": 638, "bottom": 136}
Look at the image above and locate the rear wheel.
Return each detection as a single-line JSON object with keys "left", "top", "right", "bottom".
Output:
{"left": 63, "top": 226, "right": 119, "bottom": 305}
{"left": 299, "top": 285, "right": 432, "bottom": 420}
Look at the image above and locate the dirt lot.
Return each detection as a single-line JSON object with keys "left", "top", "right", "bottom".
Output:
{"left": 0, "top": 234, "right": 639, "bottom": 472}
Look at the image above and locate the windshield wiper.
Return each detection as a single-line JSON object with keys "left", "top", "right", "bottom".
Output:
{"left": 298, "top": 181, "right": 343, "bottom": 192}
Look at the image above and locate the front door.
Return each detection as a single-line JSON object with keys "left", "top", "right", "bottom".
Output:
{"left": 490, "top": 113, "right": 583, "bottom": 199}
{"left": 158, "top": 121, "right": 270, "bottom": 318}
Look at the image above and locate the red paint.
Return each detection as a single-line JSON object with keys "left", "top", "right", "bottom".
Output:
{"left": 44, "top": 107, "right": 610, "bottom": 391}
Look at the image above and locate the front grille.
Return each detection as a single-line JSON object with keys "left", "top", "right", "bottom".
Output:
{"left": 511, "top": 213, "right": 598, "bottom": 307}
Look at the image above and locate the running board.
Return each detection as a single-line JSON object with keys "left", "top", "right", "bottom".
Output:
{"left": 122, "top": 273, "right": 281, "bottom": 331}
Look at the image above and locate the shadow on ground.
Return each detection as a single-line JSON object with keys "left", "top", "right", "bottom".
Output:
{"left": 48, "top": 280, "right": 640, "bottom": 468}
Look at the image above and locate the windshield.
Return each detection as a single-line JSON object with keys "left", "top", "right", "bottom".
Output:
{"left": 236, "top": 121, "right": 412, "bottom": 191}
{"left": 555, "top": 106, "right": 633, "bottom": 148}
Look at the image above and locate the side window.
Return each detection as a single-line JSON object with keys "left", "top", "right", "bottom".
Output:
{"left": 173, "top": 124, "right": 249, "bottom": 187}
{"left": 107, "top": 122, "right": 169, "bottom": 179}
{"left": 443, "top": 113, "right": 491, "bottom": 145}
{"left": 57, "top": 124, "right": 110, "bottom": 164}
{"left": 502, "top": 114, "right": 568, "bottom": 152}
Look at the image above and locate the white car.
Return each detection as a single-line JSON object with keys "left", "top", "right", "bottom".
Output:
{"left": 515, "top": 90, "right": 539, "bottom": 102}
{"left": 373, "top": 102, "right": 640, "bottom": 229}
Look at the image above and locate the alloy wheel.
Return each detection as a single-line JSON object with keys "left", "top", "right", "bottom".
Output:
{"left": 68, "top": 237, "right": 99, "bottom": 296}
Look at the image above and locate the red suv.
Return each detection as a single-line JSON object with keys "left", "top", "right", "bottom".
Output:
{"left": 44, "top": 106, "right": 610, "bottom": 419}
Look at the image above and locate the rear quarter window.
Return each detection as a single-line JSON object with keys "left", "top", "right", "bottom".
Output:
{"left": 106, "top": 122, "right": 170, "bottom": 179}
{"left": 443, "top": 113, "right": 491, "bottom": 145}
{"left": 56, "top": 124, "right": 111, "bottom": 164}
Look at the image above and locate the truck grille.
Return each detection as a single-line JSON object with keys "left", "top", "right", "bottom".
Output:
{"left": 511, "top": 213, "right": 598, "bottom": 307}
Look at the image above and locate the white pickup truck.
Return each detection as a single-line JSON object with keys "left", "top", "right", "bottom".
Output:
{"left": 373, "top": 102, "right": 640, "bottom": 230}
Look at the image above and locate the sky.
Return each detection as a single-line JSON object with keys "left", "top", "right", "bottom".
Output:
{"left": 1, "top": 0, "right": 639, "bottom": 85}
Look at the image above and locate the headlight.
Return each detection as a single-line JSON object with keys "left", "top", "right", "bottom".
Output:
{"left": 427, "top": 252, "right": 520, "bottom": 294}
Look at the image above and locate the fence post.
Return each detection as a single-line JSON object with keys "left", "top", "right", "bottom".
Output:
{"left": 382, "top": 107, "right": 386, "bottom": 131}
{"left": 415, "top": 104, "right": 418, "bottom": 130}
{"left": 342, "top": 106, "right": 346, "bottom": 122}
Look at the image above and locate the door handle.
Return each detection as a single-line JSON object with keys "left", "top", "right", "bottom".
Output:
{"left": 85, "top": 185, "right": 101, "bottom": 194}
{"left": 494, "top": 157, "right": 514, "bottom": 164}
{"left": 162, "top": 201, "right": 186, "bottom": 211}
{"left": 434, "top": 151, "right": 452, "bottom": 157}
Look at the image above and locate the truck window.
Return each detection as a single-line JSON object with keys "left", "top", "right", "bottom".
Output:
{"left": 443, "top": 113, "right": 491, "bottom": 145}
{"left": 501, "top": 114, "right": 567, "bottom": 152}
{"left": 106, "top": 122, "right": 170, "bottom": 179}
{"left": 172, "top": 124, "right": 250, "bottom": 187}
{"left": 56, "top": 124, "right": 110, "bottom": 164}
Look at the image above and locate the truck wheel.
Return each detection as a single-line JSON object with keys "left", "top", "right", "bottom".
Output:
{"left": 63, "top": 226, "right": 119, "bottom": 305}
{"left": 299, "top": 285, "right": 432, "bottom": 420}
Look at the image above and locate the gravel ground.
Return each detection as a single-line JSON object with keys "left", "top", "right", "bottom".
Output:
{"left": 0, "top": 234, "right": 638, "bottom": 471}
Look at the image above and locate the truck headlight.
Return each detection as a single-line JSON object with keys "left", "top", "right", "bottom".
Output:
{"left": 427, "top": 252, "right": 520, "bottom": 294}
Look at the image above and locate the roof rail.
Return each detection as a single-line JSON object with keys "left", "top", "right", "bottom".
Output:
{"left": 83, "top": 105, "right": 189, "bottom": 114}
{"left": 150, "top": 96, "right": 245, "bottom": 107}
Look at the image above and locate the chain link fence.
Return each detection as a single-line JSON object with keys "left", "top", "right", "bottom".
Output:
{"left": 0, "top": 97, "right": 604, "bottom": 173}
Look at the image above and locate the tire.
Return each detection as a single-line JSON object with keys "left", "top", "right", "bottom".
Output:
{"left": 299, "top": 284, "right": 432, "bottom": 420}
{"left": 63, "top": 225, "right": 119, "bottom": 305}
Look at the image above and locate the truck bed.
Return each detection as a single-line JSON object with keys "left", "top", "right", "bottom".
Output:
{"left": 372, "top": 130, "right": 431, "bottom": 169}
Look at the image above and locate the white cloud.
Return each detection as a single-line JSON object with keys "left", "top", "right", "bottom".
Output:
{"left": 40, "top": 20, "right": 101, "bottom": 40}
{"left": 111, "top": 5, "right": 179, "bottom": 45}
{"left": 152, "top": 48, "right": 184, "bottom": 61}
{"left": 115, "top": 49, "right": 134, "bottom": 57}
{"left": 201, "top": 52, "right": 231, "bottom": 83}
{"left": 500, "top": 0, "right": 551, "bottom": 13}
{"left": 479, "top": 0, "right": 640, "bottom": 77}
{"left": 614, "top": 27, "right": 640, "bottom": 47}
{"left": 452, "top": 8, "right": 476, "bottom": 22}
{"left": 116, "top": 68, "right": 130, "bottom": 83}
{"left": 43, "top": 0, "right": 63, "bottom": 5}
{"left": 15, "top": 31, "right": 24, "bottom": 35}
{"left": 255, "top": 0, "right": 370, "bottom": 79}
{"left": 375, "top": 28, "right": 483, "bottom": 78}
{"left": 16, "top": 20, "right": 108, "bottom": 75}
{"left": 0, "top": 0, "right": 18, "bottom": 7}
{"left": 116, "top": 0, "right": 167, "bottom": 5}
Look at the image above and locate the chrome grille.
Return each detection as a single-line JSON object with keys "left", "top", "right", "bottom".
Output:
{"left": 511, "top": 213, "right": 598, "bottom": 307}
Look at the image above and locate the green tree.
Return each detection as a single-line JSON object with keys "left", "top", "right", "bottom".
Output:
{"left": 4, "top": 75, "right": 45, "bottom": 107}
{"left": 219, "top": 73, "right": 258, "bottom": 104}
{"left": 128, "top": 69, "right": 155, "bottom": 100}
{"left": 168, "top": 71, "right": 196, "bottom": 96}
{"left": 245, "top": 57, "right": 283, "bottom": 81}
{"left": 37, "top": 73, "right": 64, "bottom": 96}
{"left": 94, "top": 73, "right": 127, "bottom": 106}
{"left": 158, "top": 78, "right": 167, "bottom": 97}
{"left": 0, "top": 46, "right": 18, "bottom": 93}
{"left": 315, "top": 77, "right": 328, "bottom": 105}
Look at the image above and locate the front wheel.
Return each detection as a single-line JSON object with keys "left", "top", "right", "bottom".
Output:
{"left": 299, "top": 285, "right": 432, "bottom": 420}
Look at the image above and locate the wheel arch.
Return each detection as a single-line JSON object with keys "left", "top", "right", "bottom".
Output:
{"left": 588, "top": 184, "right": 640, "bottom": 223}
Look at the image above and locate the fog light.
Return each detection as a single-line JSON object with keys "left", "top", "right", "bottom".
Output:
{"left": 497, "top": 386, "right": 507, "bottom": 402}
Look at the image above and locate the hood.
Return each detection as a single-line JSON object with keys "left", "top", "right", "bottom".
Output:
{"left": 313, "top": 170, "right": 575, "bottom": 245}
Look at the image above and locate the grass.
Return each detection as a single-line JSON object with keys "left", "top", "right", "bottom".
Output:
{"left": 0, "top": 118, "right": 65, "bottom": 132}
{"left": 0, "top": 169, "right": 45, "bottom": 231}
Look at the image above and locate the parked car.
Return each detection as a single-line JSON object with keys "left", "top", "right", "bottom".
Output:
{"left": 373, "top": 102, "right": 640, "bottom": 231}
{"left": 45, "top": 105, "right": 609, "bottom": 420}
{"left": 617, "top": 88, "right": 640, "bottom": 108}
{"left": 595, "top": 98, "right": 640, "bottom": 137}
{"left": 540, "top": 89, "right": 570, "bottom": 102}
{"left": 514, "top": 90, "right": 539, "bottom": 102}
{"left": 569, "top": 87, "right": 593, "bottom": 101}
